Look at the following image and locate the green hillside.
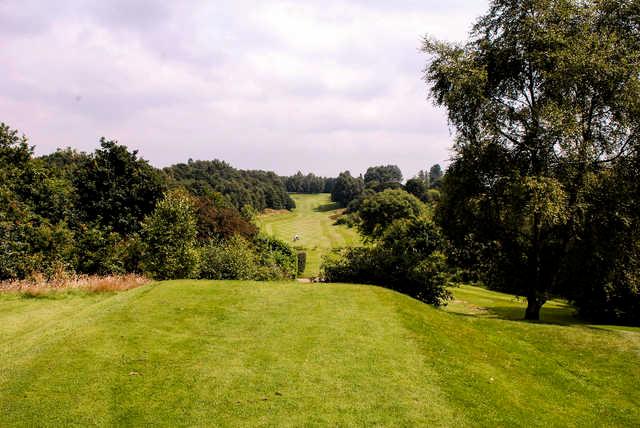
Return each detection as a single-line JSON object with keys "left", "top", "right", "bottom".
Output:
{"left": 256, "top": 193, "right": 361, "bottom": 277}
{"left": 1, "top": 281, "right": 638, "bottom": 426}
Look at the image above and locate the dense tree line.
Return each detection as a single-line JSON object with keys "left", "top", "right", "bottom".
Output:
{"left": 330, "top": 164, "right": 443, "bottom": 209}
{"left": 164, "top": 160, "right": 295, "bottom": 212}
{"left": 283, "top": 172, "right": 336, "bottom": 194}
{"left": 0, "top": 125, "right": 297, "bottom": 281}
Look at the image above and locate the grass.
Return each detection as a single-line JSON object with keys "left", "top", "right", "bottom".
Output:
{"left": 256, "top": 193, "right": 361, "bottom": 277}
{"left": 0, "top": 280, "right": 638, "bottom": 426}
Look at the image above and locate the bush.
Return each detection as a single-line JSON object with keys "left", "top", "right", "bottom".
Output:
{"left": 198, "top": 234, "right": 298, "bottom": 281}
{"left": 0, "top": 195, "right": 76, "bottom": 280}
{"left": 141, "top": 189, "right": 200, "bottom": 280}
{"left": 357, "top": 189, "right": 425, "bottom": 239}
{"left": 322, "top": 247, "right": 384, "bottom": 285}
{"left": 297, "top": 251, "right": 307, "bottom": 275}
{"left": 321, "top": 216, "right": 453, "bottom": 306}
{"left": 254, "top": 234, "right": 298, "bottom": 279}
{"left": 195, "top": 196, "right": 257, "bottom": 241}
{"left": 74, "top": 226, "right": 127, "bottom": 275}
{"left": 199, "top": 236, "right": 259, "bottom": 280}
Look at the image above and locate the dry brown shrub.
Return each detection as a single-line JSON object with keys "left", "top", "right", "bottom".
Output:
{"left": 0, "top": 273, "right": 151, "bottom": 295}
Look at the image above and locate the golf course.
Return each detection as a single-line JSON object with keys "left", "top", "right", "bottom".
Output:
{"left": 1, "top": 191, "right": 639, "bottom": 426}
{"left": 256, "top": 194, "right": 361, "bottom": 277}
{"left": 0, "top": 281, "right": 638, "bottom": 426}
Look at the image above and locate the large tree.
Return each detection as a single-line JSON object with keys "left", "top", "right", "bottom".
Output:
{"left": 331, "top": 171, "right": 364, "bottom": 207}
{"left": 74, "top": 138, "right": 165, "bottom": 235}
{"left": 364, "top": 165, "right": 403, "bottom": 186}
{"left": 424, "top": 0, "right": 640, "bottom": 319}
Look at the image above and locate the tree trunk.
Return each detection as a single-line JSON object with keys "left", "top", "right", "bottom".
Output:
{"left": 525, "top": 294, "right": 543, "bottom": 320}
{"left": 526, "top": 211, "right": 545, "bottom": 321}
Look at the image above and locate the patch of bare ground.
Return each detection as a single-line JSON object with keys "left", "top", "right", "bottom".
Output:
{"left": 261, "top": 208, "right": 290, "bottom": 216}
{"left": 329, "top": 209, "right": 346, "bottom": 221}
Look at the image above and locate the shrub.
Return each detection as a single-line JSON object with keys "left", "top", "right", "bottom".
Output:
{"left": 254, "top": 234, "right": 298, "bottom": 279}
{"left": 322, "top": 247, "right": 384, "bottom": 285}
{"left": 198, "top": 234, "right": 298, "bottom": 281}
{"left": 199, "top": 236, "right": 259, "bottom": 280}
{"left": 297, "top": 251, "right": 307, "bottom": 275}
{"left": 141, "top": 189, "right": 200, "bottom": 280}
{"left": 321, "top": 216, "right": 453, "bottom": 306}
{"left": 357, "top": 189, "right": 425, "bottom": 239}
{"left": 0, "top": 201, "right": 76, "bottom": 280}
{"left": 74, "top": 226, "right": 127, "bottom": 275}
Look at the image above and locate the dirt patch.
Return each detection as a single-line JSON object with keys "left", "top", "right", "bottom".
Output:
{"left": 260, "top": 208, "right": 291, "bottom": 216}
{"left": 329, "top": 210, "right": 347, "bottom": 221}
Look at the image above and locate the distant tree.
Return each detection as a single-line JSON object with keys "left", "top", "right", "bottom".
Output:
{"left": 404, "top": 178, "right": 429, "bottom": 202}
{"left": 331, "top": 171, "right": 364, "bottom": 207}
{"left": 284, "top": 172, "right": 329, "bottom": 194}
{"left": 428, "top": 164, "right": 443, "bottom": 188}
{"left": 323, "top": 177, "right": 337, "bottom": 193}
{"left": 357, "top": 189, "right": 424, "bottom": 239}
{"left": 40, "top": 147, "right": 89, "bottom": 174}
{"left": 364, "top": 165, "right": 403, "bottom": 187}
{"left": 74, "top": 138, "right": 165, "bottom": 235}
{"left": 165, "top": 160, "right": 294, "bottom": 211}
{"left": 417, "top": 170, "right": 429, "bottom": 186}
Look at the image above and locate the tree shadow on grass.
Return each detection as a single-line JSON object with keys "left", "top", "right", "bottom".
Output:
{"left": 490, "top": 304, "right": 581, "bottom": 326}
{"left": 446, "top": 299, "right": 583, "bottom": 327}
{"left": 449, "top": 299, "right": 640, "bottom": 333}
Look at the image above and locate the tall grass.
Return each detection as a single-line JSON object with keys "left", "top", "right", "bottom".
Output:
{"left": 0, "top": 273, "right": 150, "bottom": 296}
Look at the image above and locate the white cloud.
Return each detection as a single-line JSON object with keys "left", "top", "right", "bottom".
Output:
{"left": 0, "top": 0, "right": 488, "bottom": 176}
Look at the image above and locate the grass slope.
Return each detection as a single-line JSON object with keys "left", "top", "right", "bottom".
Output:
{"left": 1, "top": 281, "right": 638, "bottom": 426}
{"left": 256, "top": 193, "right": 361, "bottom": 277}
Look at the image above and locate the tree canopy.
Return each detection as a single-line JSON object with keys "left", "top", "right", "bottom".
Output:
{"left": 364, "top": 165, "right": 403, "bottom": 186}
{"left": 331, "top": 171, "right": 364, "bottom": 207}
{"left": 424, "top": 0, "right": 640, "bottom": 320}
{"left": 164, "top": 159, "right": 295, "bottom": 212}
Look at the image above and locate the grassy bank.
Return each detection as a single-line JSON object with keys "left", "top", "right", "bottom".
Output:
{"left": 0, "top": 281, "right": 638, "bottom": 426}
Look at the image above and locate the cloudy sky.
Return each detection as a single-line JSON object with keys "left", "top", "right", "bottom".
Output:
{"left": 1, "top": 0, "right": 488, "bottom": 177}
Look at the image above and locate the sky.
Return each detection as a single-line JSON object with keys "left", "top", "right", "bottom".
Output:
{"left": 0, "top": 0, "right": 488, "bottom": 177}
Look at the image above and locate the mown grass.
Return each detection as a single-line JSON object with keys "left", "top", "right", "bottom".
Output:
{"left": 256, "top": 193, "right": 361, "bottom": 277}
{"left": 0, "top": 281, "right": 638, "bottom": 426}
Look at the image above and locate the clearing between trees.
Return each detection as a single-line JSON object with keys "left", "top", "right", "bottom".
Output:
{"left": 0, "top": 281, "right": 637, "bottom": 426}
{"left": 256, "top": 193, "right": 361, "bottom": 277}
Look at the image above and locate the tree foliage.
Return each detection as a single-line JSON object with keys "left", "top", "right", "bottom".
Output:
{"left": 357, "top": 189, "right": 424, "bottom": 239}
{"left": 74, "top": 138, "right": 165, "bottom": 235}
{"left": 141, "top": 189, "right": 200, "bottom": 280}
{"left": 364, "top": 165, "right": 403, "bottom": 186}
{"left": 331, "top": 171, "right": 364, "bottom": 207}
{"left": 428, "top": 164, "right": 443, "bottom": 188}
{"left": 425, "top": 0, "right": 640, "bottom": 321}
{"left": 165, "top": 159, "right": 295, "bottom": 211}
{"left": 322, "top": 215, "right": 452, "bottom": 306}
{"left": 284, "top": 172, "right": 335, "bottom": 194}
